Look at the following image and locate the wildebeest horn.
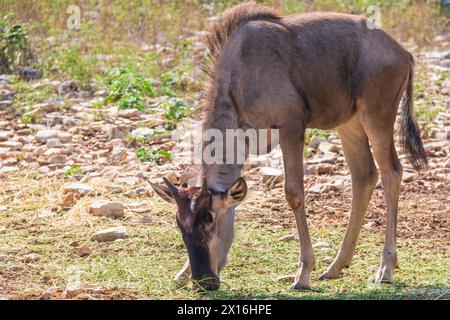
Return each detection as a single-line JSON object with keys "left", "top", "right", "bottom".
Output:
{"left": 163, "top": 177, "right": 178, "bottom": 194}
{"left": 201, "top": 176, "right": 209, "bottom": 196}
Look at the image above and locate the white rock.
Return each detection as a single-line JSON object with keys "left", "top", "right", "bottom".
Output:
{"left": 0, "top": 131, "right": 12, "bottom": 142}
{"left": 35, "top": 130, "right": 72, "bottom": 144}
{"left": 46, "top": 138, "right": 62, "bottom": 147}
{"left": 90, "top": 226, "right": 127, "bottom": 242}
{"left": 313, "top": 241, "right": 330, "bottom": 249}
{"left": 308, "top": 183, "right": 328, "bottom": 193}
{"left": 63, "top": 183, "right": 94, "bottom": 196}
{"left": 0, "top": 141, "right": 21, "bottom": 150}
{"left": 259, "top": 166, "right": 284, "bottom": 183}
{"left": 35, "top": 130, "right": 58, "bottom": 143}
{"left": 402, "top": 172, "right": 416, "bottom": 183}
{"left": 89, "top": 200, "right": 124, "bottom": 218}
{"left": 130, "top": 127, "right": 154, "bottom": 139}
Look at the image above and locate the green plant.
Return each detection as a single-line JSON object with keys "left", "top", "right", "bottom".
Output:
{"left": 135, "top": 147, "right": 172, "bottom": 164}
{"left": 158, "top": 98, "right": 189, "bottom": 129}
{"left": 42, "top": 47, "right": 96, "bottom": 82}
{"left": 0, "top": 15, "right": 29, "bottom": 73}
{"left": 415, "top": 104, "right": 443, "bottom": 122}
{"left": 104, "top": 67, "right": 154, "bottom": 111}
{"left": 64, "top": 164, "right": 83, "bottom": 177}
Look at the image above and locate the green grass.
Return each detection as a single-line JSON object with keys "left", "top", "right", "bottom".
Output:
{"left": 0, "top": 176, "right": 448, "bottom": 299}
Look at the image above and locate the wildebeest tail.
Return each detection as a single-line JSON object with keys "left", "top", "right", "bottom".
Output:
{"left": 399, "top": 56, "right": 428, "bottom": 171}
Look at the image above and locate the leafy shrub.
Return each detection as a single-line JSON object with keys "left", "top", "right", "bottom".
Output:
{"left": 158, "top": 98, "right": 189, "bottom": 129}
{"left": 0, "top": 15, "right": 29, "bottom": 73}
{"left": 104, "top": 67, "right": 154, "bottom": 110}
{"left": 135, "top": 147, "right": 172, "bottom": 164}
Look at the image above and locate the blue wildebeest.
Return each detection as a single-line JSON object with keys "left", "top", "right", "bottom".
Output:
{"left": 151, "top": 1, "right": 427, "bottom": 291}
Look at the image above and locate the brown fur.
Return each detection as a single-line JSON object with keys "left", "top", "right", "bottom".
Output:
{"left": 155, "top": 1, "right": 428, "bottom": 291}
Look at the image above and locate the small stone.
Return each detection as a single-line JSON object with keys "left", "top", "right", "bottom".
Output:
{"left": 118, "top": 109, "right": 142, "bottom": 118}
{"left": 0, "top": 166, "right": 19, "bottom": 176}
{"left": 90, "top": 226, "right": 127, "bottom": 242}
{"left": 318, "top": 141, "right": 340, "bottom": 154}
{"left": 0, "top": 141, "right": 21, "bottom": 150}
{"left": 277, "top": 275, "right": 295, "bottom": 282}
{"left": 402, "top": 172, "right": 416, "bottom": 183}
{"left": 39, "top": 288, "right": 56, "bottom": 300}
{"left": 363, "top": 221, "right": 378, "bottom": 230}
{"left": 307, "top": 154, "right": 338, "bottom": 164}
{"left": 313, "top": 241, "right": 330, "bottom": 249}
{"left": 89, "top": 200, "right": 124, "bottom": 218}
{"left": 69, "top": 241, "right": 79, "bottom": 247}
{"left": 63, "top": 183, "right": 94, "bottom": 196}
{"left": 57, "top": 132, "right": 72, "bottom": 143}
{"left": 46, "top": 138, "right": 62, "bottom": 147}
{"left": 0, "top": 226, "right": 7, "bottom": 234}
{"left": 309, "top": 136, "right": 326, "bottom": 149}
{"left": 259, "top": 166, "right": 284, "bottom": 184}
{"left": 65, "top": 91, "right": 81, "bottom": 100}
{"left": 48, "top": 155, "right": 66, "bottom": 164}
{"left": 77, "top": 245, "right": 92, "bottom": 257}
{"left": 0, "top": 131, "right": 12, "bottom": 141}
{"left": 339, "top": 288, "right": 348, "bottom": 293}
{"left": 63, "top": 287, "right": 83, "bottom": 299}
{"left": 142, "top": 215, "right": 152, "bottom": 223}
{"left": 24, "top": 253, "right": 41, "bottom": 263}
{"left": 304, "top": 164, "right": 318, "bottom": 176}
{"left": 308, "top": 183, "right": 328, "bottom": 193}
{"left": 17, "top": 68, "right": 43, "bottom": 81}
{"left": 35, "top": 130, "right": 58, "bottom": 143}
{"left": 58, "top": 80, "right": 79, "bottom": 95}
{"left": 441, "top": 59, "right": 450, "bottom": 68}
{"left": 130, "top": 127, "right": 154, "bottom": 139}
{"left": 317, "top": 164, "right": 334, "bottom": 174}
{"left": 111, "top": 149, "right": 127, "bottom": 162}
{"left": 278, "top": 234, "right": 298, "bottom": 242}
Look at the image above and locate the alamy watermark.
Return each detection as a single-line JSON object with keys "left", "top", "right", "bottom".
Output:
{"left": 367, "top": 5, "right": 382, "bottom": 30}
{"left": 170, "top": 124, "right": 280, "bottom": 166}
{"left": 66, "top": 5, "right": 81, "bottom": 30}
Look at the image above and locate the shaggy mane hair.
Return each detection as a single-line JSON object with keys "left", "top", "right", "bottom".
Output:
{"left": 202, "top": 1, "right": 281, "bottom": 80}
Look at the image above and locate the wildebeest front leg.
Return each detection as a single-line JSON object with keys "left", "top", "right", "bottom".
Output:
{"left": 280, "top": 128, "right": 315, "bottom": 290}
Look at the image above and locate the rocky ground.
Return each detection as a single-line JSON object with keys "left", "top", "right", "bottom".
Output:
{"left": 0, "top": 33, "right": 448, "bottom": 299}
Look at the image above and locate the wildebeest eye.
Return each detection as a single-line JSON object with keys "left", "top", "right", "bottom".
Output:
{"left": 201, "top": 210, "right": 213, "bottom": 224}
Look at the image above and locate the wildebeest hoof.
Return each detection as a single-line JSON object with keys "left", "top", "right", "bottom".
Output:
{"left": 375, "top": 265, "right": 393, "bottom": 284}
{"left": 319, "top": 270, "right": 343, "bottom": 280}
{"left": 290, "top": 281, "right": 311, "bottom": 291}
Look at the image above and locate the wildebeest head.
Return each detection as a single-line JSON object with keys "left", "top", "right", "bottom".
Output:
{"left": 150, "top": 176, "right": 247, "bottom": 291}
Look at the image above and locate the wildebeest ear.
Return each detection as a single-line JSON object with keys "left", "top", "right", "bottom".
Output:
{"left": 149, "top": 181, "right": 175, "bottom": 203}
{"left": 226, "top": 177, "right": 247, "bottom": 204}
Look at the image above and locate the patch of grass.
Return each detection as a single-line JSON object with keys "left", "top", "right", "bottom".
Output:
{"left": 41, "top": 47, "right": 97, "bottom": 82}
{"left": 0, "top": 175, "right": 448, "bottom": 299}
{"left": 415, "top": 104, "right": 443, "bottom": 122}
{"left": 12, "top": 80, "right": 56, "bottom": 108}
